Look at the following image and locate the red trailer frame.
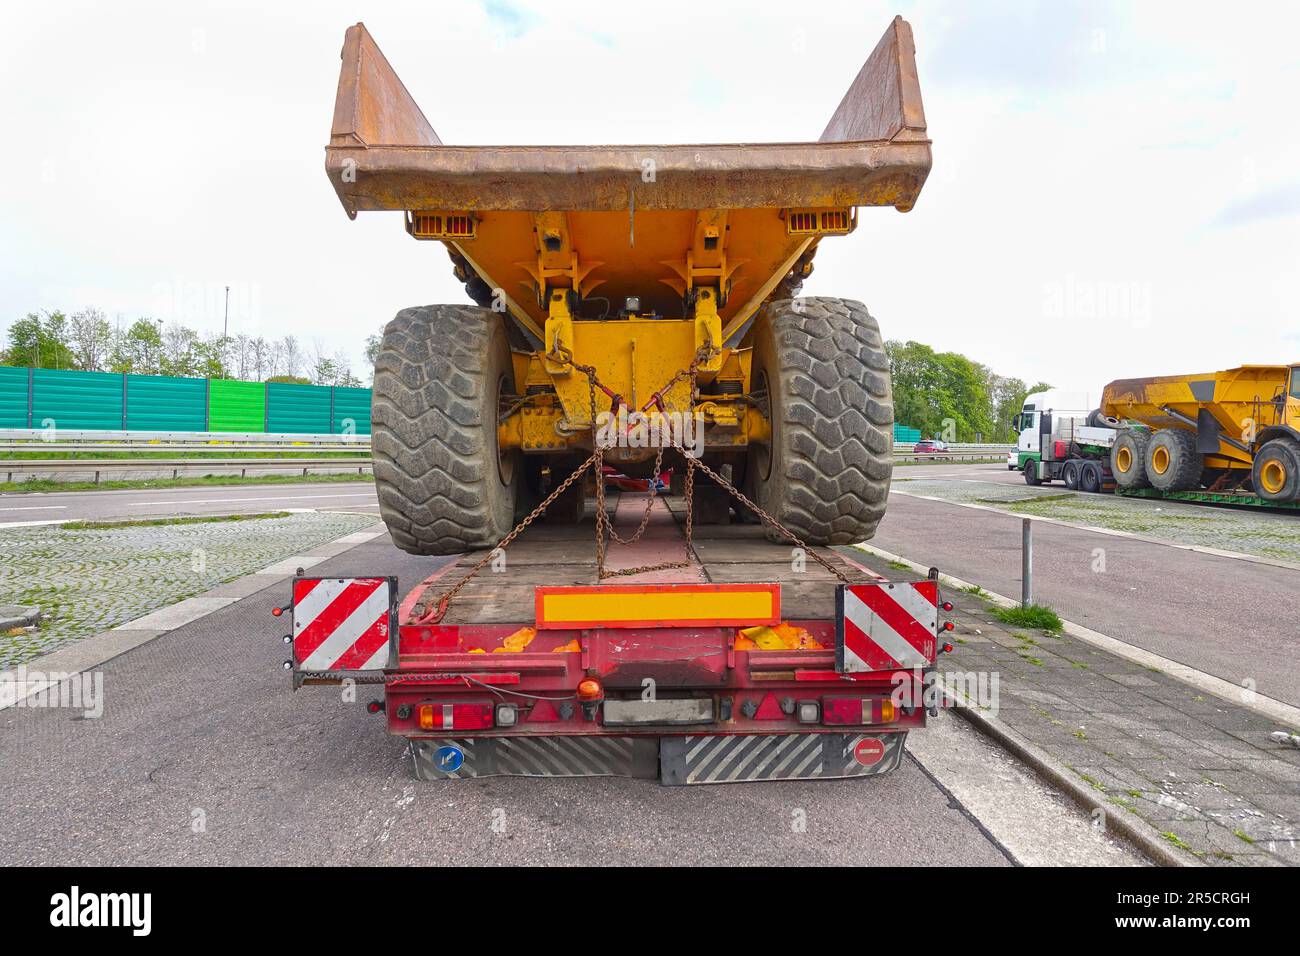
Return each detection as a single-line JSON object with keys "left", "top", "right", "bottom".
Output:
{"left": 281, "top": 496, "right": 953, "bottom": 785}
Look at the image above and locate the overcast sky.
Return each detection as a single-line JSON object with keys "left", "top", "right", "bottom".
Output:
{"left": 2, "top": 0, "right": 1297, "bottom": 395}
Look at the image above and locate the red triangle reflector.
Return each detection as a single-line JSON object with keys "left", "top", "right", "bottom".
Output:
{"left": 753, "top": 692, "right": 785, "bottom": 720}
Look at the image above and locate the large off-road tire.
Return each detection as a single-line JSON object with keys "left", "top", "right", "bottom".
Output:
{"left": 746, "top": 297, "right": 892, "bottom": 545}
{"left": 1252, "top": 437, "right": 1300, "bottom": 503}
{"left": 371, "top": 305, "right": 521, "bottom": 555}
{"left": 1110, "top": 428, "right": 1152, "bottom": 489}
{"left": 1146, "top": 428, "right": 1201, "bottom": 492}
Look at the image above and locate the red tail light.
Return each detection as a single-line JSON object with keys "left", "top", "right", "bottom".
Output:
{"left": 821, "top": 697, "right": 899, "bottom": 725}
{"left": 415, "top": 701, "right": 494, "bottom": 731}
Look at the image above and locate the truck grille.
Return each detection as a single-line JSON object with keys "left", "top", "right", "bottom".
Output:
{"left": 408, "top": 211, "right": 476, "bottom": 240}
{"left": 786, "top": 208, "right": 854, "bottom": 236}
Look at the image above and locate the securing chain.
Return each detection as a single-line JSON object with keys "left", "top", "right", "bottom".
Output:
{"left": 411, "top": 450, "right": 597, "bottom": 624}
{"left": 414, "top": 334, "right": 849, "bottom": 622}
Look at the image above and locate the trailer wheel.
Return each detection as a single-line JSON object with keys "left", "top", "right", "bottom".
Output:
{"left": 1252, "top": 438, "right": 1300, "bottom": 503}
{"left": 1110, "top": 429, "right": 1152, "bottom": 489}
{"left": 1145, "top": 428, "right": 1201, "bottom": 492}
{"left": 746, "top": 297, "right": 892, "bottom": 545}
{"left": 371, "top": 304, "right": 522, "bottom": 555}
{"left": 1063, "top": 460, "right": 1080, "bottom": 490}
{"left": 1080, "top": 462, "right": 1104, "bottom": 493}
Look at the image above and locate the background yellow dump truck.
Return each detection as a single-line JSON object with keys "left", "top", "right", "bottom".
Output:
{"left": 1014, "top": 365, "right": 1300, "bottom": 507}
{"left": 1103, "top": 364, "right": 1300, "bottom": 503}
{"left": 325, "top": 17, "right": 931, "bottom": 554}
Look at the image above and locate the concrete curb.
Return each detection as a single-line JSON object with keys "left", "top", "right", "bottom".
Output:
{"left": 1, "top": 522, "right": 388, "bottom": 712}
{"left": 854, "top": 542, "right": 1274, "bottom": 868}
{"left": 941, "top": 694, "right": 1198, "bottom": 867}
{"left": 856, "top": 542, "right": 1300, "bottom": 728}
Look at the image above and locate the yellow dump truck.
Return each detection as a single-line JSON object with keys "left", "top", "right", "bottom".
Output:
{"left": 1103, "top": 364, "right": 1300, "bottom": 504}
{"left": 1017, "top": 366, "right": 1300, "bottom": 507}
{"left": 325, "top": 18, "right": 931, "bottom": 554}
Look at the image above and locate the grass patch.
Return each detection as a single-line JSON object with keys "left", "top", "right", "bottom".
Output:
{"left": 1076, "top": 772, "right": 1106, "bottom": 793}
{"left": 992, "top": 602, "right": 1063, "bottom": 633}
{"left": 887, "top": 560, "right": 911, "bottom": 571}
{"left": 1233, "top": 829, "right": 1254, "bottom": 845}
{"left": 1018, "top": 655, "right": 1044, "bottom": 666}
{"left": 959, "top": 584, "right": 991, "bottom": 600}
{"left": 1161, "top": 831, "right": 1192, "bottom": 851}
{"left": 0, "top": 471, "right": 373, "bottom": 495}
{"left": 63, "top": 512, "right": 291, "bottom": 530}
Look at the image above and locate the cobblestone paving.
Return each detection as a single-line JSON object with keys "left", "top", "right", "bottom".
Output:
{"left": 0, "top": 512, "right": 377, "bottom": 667}
{"left": 849, "top": 547, "right": 1300, "bottom": 866}
{"left": 891, "top": 477, "right": 1300, "bottom": 564}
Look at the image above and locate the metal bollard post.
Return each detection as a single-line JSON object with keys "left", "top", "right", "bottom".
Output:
{"left": 1021, "top": 517, "right": 1033, "bottom": 607}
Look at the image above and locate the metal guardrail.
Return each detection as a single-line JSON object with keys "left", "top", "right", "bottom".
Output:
{"left": 0, "top": 429, "right": 371, "bottom": 452}
{"left": 2, "top": 458, "right": 372, "bottom": 483}
{"left": 893, "top": 452, "right": 1009, "bottom": 463}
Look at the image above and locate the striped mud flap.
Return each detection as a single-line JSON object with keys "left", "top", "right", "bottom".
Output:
{"left": 413, "top": 736, "right": 660, "bottom": 781}
{"left": 660, "top": 732, "right": 906, "bottom": 785}
{"left": 411, "top": 732, "right": 906, "bottom": 785}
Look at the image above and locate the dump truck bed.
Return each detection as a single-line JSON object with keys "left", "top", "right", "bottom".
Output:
{"left": 324, "top": 18, "right": 931, "bottom": 333}
{"left": 326, "top": 18, "right": 930, "bottom": 216}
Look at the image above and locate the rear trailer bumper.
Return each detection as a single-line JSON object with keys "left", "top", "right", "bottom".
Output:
{"left": 411, "top": 732, "right": 906, "bottom": 785}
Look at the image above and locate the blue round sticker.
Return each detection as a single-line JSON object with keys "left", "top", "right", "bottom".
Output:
{"left": 433, "top": 745, "right": 464, "bottom": 773}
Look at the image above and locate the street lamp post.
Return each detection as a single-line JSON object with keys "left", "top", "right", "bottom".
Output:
{"left": 223, "top": 285, "right": 231, "bottom": 379}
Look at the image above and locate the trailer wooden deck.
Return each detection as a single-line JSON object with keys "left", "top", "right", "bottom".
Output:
{"left": 410, "top": 491, "right": 885, "bottom": 627}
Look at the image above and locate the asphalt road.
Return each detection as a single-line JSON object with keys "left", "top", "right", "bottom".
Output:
{"left": 0, "top": 481, "right": 381, "bottom": 524}
{"left": 1, "top": 532, "right": 1139, "bottom": 866}
{"left": 880, "top": 463, "right": 1300, "bottom": 707}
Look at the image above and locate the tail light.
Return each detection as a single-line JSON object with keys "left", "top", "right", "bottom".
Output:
{"left": 415, "top": 701, "right": 494, "bottom": 731}
{"left": 821, "top": 697, "right": 900, "bottom": 725}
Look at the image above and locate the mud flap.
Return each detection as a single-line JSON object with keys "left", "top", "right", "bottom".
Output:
{"left": 660, "top": 732, "right": 906, "bottom": 785}
{"left": 413, "top": 736, "right": 659, "bottom": 781}
{"left": 411, "top": 733, "right": 905, "bottom": 784}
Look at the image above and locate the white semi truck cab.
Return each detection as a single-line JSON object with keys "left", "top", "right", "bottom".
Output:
{"left": 1013, "top": 389, "right": 1118, "bottom": 490}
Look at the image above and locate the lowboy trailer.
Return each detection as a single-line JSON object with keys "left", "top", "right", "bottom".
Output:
{"left": 282, "top": 488, "right": 955, "bottom": 785}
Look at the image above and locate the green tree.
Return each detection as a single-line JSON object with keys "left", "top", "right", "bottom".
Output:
{"left": 4, "top": 311, "right": 75, "bottom": 368}
{"left": 108, "top": 319, "right": 164, "bottom": 374}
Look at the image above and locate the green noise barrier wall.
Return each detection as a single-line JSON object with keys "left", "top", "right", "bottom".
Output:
{"left": 0, "top": 367, "right": 373, "bottom": 435}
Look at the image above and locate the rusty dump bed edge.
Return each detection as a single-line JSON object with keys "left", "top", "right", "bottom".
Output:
{"left": 326, "top": 16, "right": 931, "bottom": 216}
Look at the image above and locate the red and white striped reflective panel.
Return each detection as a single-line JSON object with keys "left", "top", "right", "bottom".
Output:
{"left": 291, "top": 577, "right": 393, "bottom": 672}
{"left": 839, "top": 581, "right": 938, "bottom": 673}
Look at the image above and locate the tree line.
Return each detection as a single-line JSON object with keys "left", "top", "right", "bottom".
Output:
{"left": 1, "top": 309, "right": 366, "bottom": 387}
{"left": 886, "top": 339, "right": 1050, "bottom": 443}
{"left": 3, "top": 312, "right": 1047, "bottom": 439}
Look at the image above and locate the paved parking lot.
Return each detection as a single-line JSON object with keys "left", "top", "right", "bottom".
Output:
{"left": 0, "top": 511, "right": 377, "bottom": 666}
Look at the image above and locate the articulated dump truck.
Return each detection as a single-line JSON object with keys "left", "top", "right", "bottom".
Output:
{"left": 286, "top": 18, "right": 953, "bottom": 785}
{"left": 1016, "top": 364, "right": 1300, "bottom": 508}
{"left": 326, "top": 17, "right": 930, "bottom": 554}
